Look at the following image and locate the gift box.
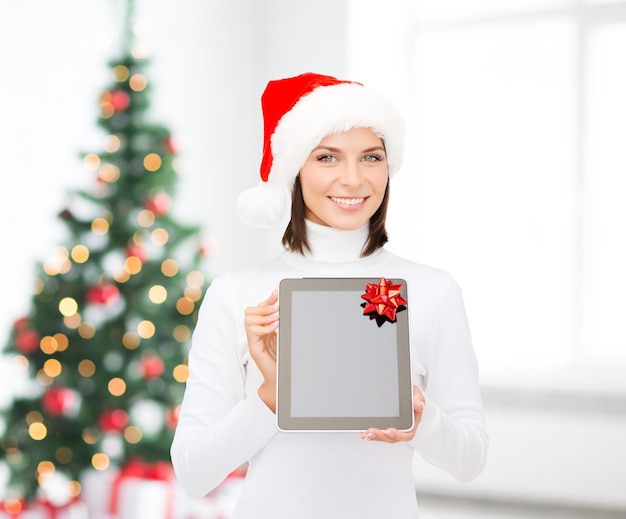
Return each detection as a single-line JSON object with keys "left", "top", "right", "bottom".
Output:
{"left": 0, "top": 499, "right": 87, "bottom": 519}
{"left": 81, "top": 460, "right": 188, "bottom": 519}
{"left": 80, "top": 468, "right": 118, "bottom": 519}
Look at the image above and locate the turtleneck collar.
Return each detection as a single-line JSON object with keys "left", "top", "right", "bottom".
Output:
{"left": 304, "top": 220, "right": 368, "bottom": 262}
{"left": 279, "top": 220, "right": 389, "bottom": 273}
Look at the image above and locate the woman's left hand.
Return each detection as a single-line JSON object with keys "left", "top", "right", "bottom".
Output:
{"left": 360, "top": 385, "right": 425, "bottom": 443}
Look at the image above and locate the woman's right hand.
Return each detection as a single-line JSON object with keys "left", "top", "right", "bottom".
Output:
{"left": 244, "top": 289, "right": 280, "bottom": 412}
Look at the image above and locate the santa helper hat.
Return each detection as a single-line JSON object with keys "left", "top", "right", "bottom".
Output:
{"left": 237, "top": 72, "right": 405, "bottom": 228}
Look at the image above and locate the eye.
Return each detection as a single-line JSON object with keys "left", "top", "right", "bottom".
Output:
{"left": 362, "top": 154, "right": 383, "bottom": 162}
{"left": 317, "top": 154, "right": 336, "bottom": 163}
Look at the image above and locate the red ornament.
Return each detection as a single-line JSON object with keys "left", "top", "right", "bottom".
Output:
{"left": 110, "top": 90, "right": 130, "bottom": 111}
{"left": 41, "top": 387, "right": 77, "bottom": 417}
{"left": 125, "top": 244, "right": 147, "bottom": 263}
{"left": 13, "top": 317, "right": 30, "bottom": 331}
{"left": 15, "top": 329, "right": 41, "bottom": 354}
{"left": 166, "top": 405, "right": 180, "bottom": 430}
{"left": 361, "top": 277, "right": 408, "bottom": 323}
{"left": 86, "top": 283, "right": 120, "bottom": 305}
{"left": 98, "top": 409, "right": 129, "bottom": 433}
{"left": 140, "top": 355, "right": 164, "bottom": 379}
{"left": 144, "top": 192, "right": 171, "bottom": 216}
{"left": 200, "top": 240, "right": 217, "bottom": 258}
{"left": 162, "top": 136, "right": 178, "bottom": 154}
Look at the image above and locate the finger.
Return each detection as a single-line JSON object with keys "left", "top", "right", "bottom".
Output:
{"left": 245, "top": 296, "right": 279, "bottom": 320}
{"left": 361, "top": 429, "right": 378, "bottom": 441}
{"left": 267, "top": 289, "right": 278, "bottom": 305}
{"left": 245, "top": 310, "right": 279, "bottom": 327}
{"left": 245, "top": 305, "right": 278, "bottom": 320}
{"left": 361, "top": 428, "right": 392, "bottom": 442}
{"left": 361, "top": 427, "right": 411, "bottom": 444}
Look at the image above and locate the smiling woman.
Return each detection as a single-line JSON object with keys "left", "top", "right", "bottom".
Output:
{"left": 170, "top": 72, "right": 488, "bottom": 518}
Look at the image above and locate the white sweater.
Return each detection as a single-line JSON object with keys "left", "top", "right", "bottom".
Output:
{"left": 171, "top": 221, "right": 488, "bottom": 519}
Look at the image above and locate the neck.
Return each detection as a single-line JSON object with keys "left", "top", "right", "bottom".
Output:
{"left": 301, "top": 220, "right": 370, "bottom": 263}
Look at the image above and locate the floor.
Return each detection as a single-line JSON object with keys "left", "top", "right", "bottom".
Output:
{"left": 200, "top": 479, "right": 626, "bottom": 518}
{"left": 418, "top": 495, "right": 626, "bottom": 519}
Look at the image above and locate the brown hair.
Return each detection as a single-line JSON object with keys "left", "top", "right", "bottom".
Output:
{"left": 281, "top": 175, "right": 390, "bottom": 257}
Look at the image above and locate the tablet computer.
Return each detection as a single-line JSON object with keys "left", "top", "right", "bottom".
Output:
{"left": 277, "top": 277, "right": 413, "bottom": 432}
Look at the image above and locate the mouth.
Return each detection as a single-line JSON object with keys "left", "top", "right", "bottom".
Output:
{"left": 329, "top": 196, "right": 366, "bottom": 206}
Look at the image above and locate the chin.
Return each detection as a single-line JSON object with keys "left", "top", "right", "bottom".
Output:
{"left": 331, "top": 219, "right": 369, "bottom": 231}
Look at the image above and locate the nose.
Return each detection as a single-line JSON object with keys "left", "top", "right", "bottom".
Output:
{"left": 338, "top": 159, "right": 363, "bottom": 187}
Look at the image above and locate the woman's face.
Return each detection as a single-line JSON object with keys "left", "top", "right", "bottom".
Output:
{"left": 299, "top": 127, "right": 389, "bottom": 230}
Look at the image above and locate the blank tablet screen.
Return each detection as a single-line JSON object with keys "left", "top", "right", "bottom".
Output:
{"left": 277, "top": 278, "right": 413, "bottom": 431}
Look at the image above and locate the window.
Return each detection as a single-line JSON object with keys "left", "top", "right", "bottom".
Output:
{"left": 348, "top": 0, "right": 626, "bottom": 388}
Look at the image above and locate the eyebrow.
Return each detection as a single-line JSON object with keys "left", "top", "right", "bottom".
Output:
{"left": 311, "top": 145, "right": 386, "bottom": 154}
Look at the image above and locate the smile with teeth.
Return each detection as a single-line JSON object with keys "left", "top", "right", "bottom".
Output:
{"left": 330, "top": 196, "right": 366, "bottom": 206}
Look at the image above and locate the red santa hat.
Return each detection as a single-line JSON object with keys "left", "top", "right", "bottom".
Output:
{"left": 237, "top": 72, "right": 405, "bottom": 228}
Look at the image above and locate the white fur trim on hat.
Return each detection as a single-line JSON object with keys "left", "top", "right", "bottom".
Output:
{"left": 271, "top": 82, "right": 405, "bottom": 188}
{"left": 236, "top": 181, "right": 290, "bottom": 229}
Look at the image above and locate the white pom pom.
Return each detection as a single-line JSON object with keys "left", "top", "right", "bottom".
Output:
{"left": 237, "top": 182, "right": 290, "bottom": 228}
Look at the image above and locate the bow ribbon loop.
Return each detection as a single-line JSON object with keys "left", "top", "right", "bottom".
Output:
{"left": 361, "top": 277, "right": 407, "bottom": 325}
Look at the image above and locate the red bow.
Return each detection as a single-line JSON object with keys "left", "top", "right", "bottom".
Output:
{"left": 361, "top": 277, "right": 407, "bottom": 323}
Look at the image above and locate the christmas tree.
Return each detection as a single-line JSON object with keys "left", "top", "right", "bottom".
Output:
{"left": 0, "top": 2, "right": 205, "bottom": 504}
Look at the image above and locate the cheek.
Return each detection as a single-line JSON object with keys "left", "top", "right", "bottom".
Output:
{"left": 300, "top": 171, "right": 327, "bottom": 199}
{"left": 371, "top": 170, "right": 389, "bottom": 194}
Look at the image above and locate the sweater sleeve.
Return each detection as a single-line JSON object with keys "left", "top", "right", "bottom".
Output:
{"left": 409, "top": 276, "right": 489, "bottom": 482}
{"left": 170, "top": 274, "right": 278, "bottom": 497}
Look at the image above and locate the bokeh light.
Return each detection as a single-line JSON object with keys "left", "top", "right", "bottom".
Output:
{"left": 78, "top": 322, "right": 96, "bottom": 339}
{"left": 91, "top": 453, "right": 110, "bottom": 470}
{"left": 143, "top": 153, "right": 161, "bottom": 171}
{"left": 124, "top": 425, "right": 142, "bottom": 444}
{"left": 148, "top": 285, "right": 167, "bottom": 304}
{"left": 151, "top": 228, "right": 169, "bottom": 246}
{"left": 83, "top": 153, "right": 101, "bottom": 171}
{"left": 173, "top": 364, "right": 189, "bottom": 383}
{"left": 55, "top": 333, "right": 69, "bottom": 351}
{"left": 71, "top": 244, "right": 90, "bottom": 263}
{"left": 187, "top": 271, "right": 205, "bottom": 287}
{"left": 176, "top": 296, "right": 194, "bottom": 315}
{"left": 129, "top": 74, "right": 147, "bottom": 92}
{"left": 43, "top": 359, "right": 62, "bottom": 378}
{"left": 29, "top": 422, "right": 47, "bottom": 441}
{"left": 59, "top": 297, "right": 78, "bottom": 317}
{"left": 137, "top": 320, "right": 155, "bottom": 339}
{"left": 82, "top": 428, "right": 99, "bottom": 445}
{"left": 173, "top": 325, "right": 191, "bottom": 343}
{"left": 122, "top": 331, "right": 140, "bottom": 350}
{"left": 12, "top": 355, "right": 29, "bottom": 373}
{"left": 113, "top": 65, "right": 130, "bottom": 82}
{"left": 125, "top": 256, "right": 143, "bottom": 275}
{"left": 137, "top": 209, "right": 155, "bottom": 227}
{"left": 40, "top": 336, "right": 58, "bottom": 354}
{"left": 91, "top": 217, "right": 110, "bottom": 235}
{"left": 99, "top": 163, "right": 121, "bottom": 183}
{"left": 64, "top": 313, "right": 82, "bottom": 329}
{"left": 161, "top": 259, "right": 179, "bottom": 277}
{"left": 103, "top": 135, "right": 121, "bottom": 153}
{"left": 78, "top": 359, "right": 96, "bottom": 377}
{"left": 108, "top": 378, "right": 127, "bottom": 397}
